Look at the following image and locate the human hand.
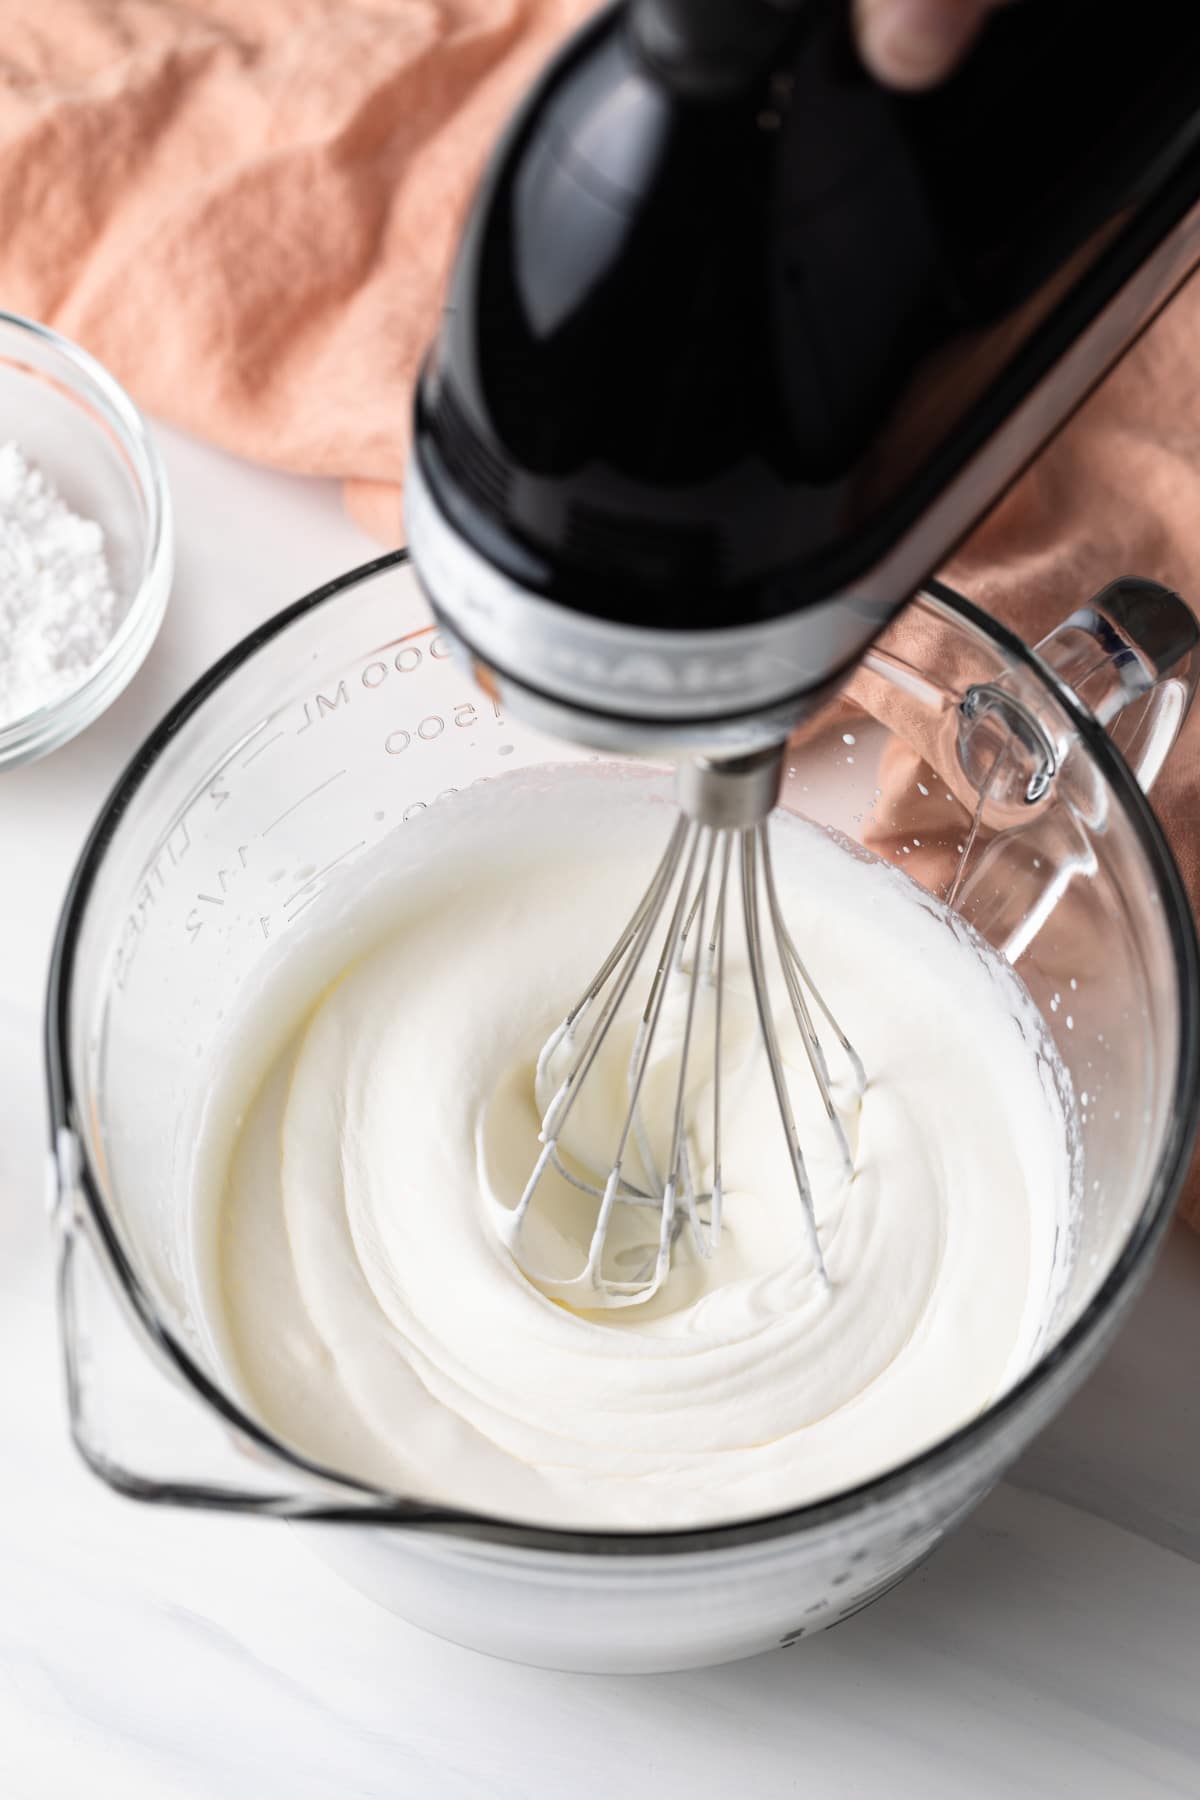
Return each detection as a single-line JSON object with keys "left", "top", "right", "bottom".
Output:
{"left": 854, "top": 0, "right": 1011, "bottom": 90}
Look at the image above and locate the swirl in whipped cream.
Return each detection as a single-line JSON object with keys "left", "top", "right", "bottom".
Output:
{"left": 199, "top": 767, "right": 1072, "bottom": 1529}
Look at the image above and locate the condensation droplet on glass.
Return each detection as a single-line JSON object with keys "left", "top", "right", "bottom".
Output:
{"left": 842, "top": 732, "right": 856, "bottom": 745}
{"left": 1066, "top": 1015, "right": 1074, "bottom": 1030}
{"left": 917, "top": 781, "right": 929, "bottom": 796}
{"left": 1069, "top": 977, "right": 1078, "bottom": 990}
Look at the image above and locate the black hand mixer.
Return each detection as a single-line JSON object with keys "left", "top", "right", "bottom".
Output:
{"left": 406, "top": 0, "right": 1200, "bottom": 1304}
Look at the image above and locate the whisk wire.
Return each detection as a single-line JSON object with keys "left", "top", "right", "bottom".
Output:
{"left": 740, "top": 829, "right": 830, "bottom": 1287}
{"left": 512, "top": 817, "right": 686, "bottom": 1233}
{"left": 709, "top": 833, "right": 733, "bottom": 1250}
{"left": 759, "top": 826, "right": 854, "bottom": 1175}
{"left": 542, "top": 817, "right": 684, "bottom": 1140}
{"left": 763, "top": 832, "right": 868, "bottom": 1099}
{"left": 603, "top": 823, "right": 707, "bottom": 1292}
{"left": 663, "top": 830, "right": 719, "bottom": 1258}
{"left": 562, "top": 816, "right": 688, "bottom": 1040}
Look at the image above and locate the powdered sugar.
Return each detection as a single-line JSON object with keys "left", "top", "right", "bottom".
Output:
{"left": 0, "top": 441, "right": 121, "bottom": 730}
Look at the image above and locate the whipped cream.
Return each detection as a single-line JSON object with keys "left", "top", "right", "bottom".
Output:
{"left": 197, "top": 766, "right": 1074, "bottom": 1529}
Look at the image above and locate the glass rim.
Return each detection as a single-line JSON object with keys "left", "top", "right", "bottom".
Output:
{"left": 44, "top": 552, "right": 1200, "bottom": 1556}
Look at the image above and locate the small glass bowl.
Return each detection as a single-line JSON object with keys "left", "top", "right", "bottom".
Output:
{"left": 0, "top": 311, "right": 173, "bottom": 767}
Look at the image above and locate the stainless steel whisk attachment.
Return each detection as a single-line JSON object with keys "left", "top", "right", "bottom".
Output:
{"left": 495, "top": 745, "right": 867, "bottom": 1308}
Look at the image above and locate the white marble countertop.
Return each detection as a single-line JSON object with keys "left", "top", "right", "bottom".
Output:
{"left": 2, "top": 427, "right": 1198, "bottom": 1799}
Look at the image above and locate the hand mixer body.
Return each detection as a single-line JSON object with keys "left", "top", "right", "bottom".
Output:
{"left": 406, "top": 0, "right": 1200, "bottom": 1309}
{"left": 408, "top": 0, "right": 1200, "bottom": 751}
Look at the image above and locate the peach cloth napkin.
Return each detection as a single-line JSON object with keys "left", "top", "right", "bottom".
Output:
{"left": 2, "top": 1, "right": 1197, "bottom": 1220}
{"left": 0, "top": 0, "right": 594, "bottom": 530}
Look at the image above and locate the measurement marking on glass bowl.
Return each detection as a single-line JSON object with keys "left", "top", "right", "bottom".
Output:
{"left": 195, "top": 843, "right": 252, "bottom": 902}
{"left": 242, "top": 728, "right": 286, "bottom": 769}
{"left": 111, "top": 637, "right": 493, "bottom": 982}
{"left": 283, "top": 840, "right": 367, "bottom": 912}
{"left": 283, "top": 890, "right": 323, "bottom": 925}
{"left": 384, "top": 701, "right": 487, "bottom": 756}
{"left": 261, "top": 769, "right": 347, "bottom": 838}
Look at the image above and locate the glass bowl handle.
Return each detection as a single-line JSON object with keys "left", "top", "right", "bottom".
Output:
{"left": 1033, "top": 576, "right": 1199, "bottom": 794}
{"left": 948, "top": 576, "right": 1197, "bottom": 961}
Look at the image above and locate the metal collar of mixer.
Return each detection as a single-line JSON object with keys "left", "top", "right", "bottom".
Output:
{"left": 404, "top": 456, "right": 893, "bottom": 753}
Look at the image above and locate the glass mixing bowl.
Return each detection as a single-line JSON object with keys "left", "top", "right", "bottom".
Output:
{"left": 46, "top": 555, "right": 1200, "bottom": 1673}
